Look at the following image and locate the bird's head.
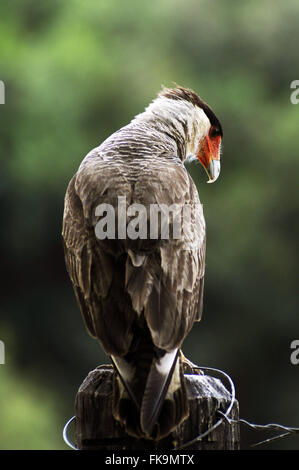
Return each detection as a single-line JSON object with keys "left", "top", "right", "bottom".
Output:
{"left": 158, "top": 86, "right": 223, "bottom": 183}
{"left": 195, "top": 121, "right": 222, "bottom": 184}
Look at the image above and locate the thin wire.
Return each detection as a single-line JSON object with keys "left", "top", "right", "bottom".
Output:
{"left": 175, "top": 365, "right": 236, "bottom": 450}
{"left": 219, "top": 414, "right": 299, "bottom": 447}
{"left": 251, "top": 432, "right": 294, "bottom": 448}
{"left": 62, "top": 365, "right": 236, "bottom": 451}
{"left": 237, "top": 417, "right": 299, "bottom": 434}
{"left": 63, "top": 415, "right": 77, "bottom": 450}
{"left": 62, "top": 366, "right": 299, "bottom": 450}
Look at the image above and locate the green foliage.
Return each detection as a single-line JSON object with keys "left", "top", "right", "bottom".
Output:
{"left": 0, "top": 0, "right": 298, "bottom": 449}
{"left": 0, "top": 365, "right": 65, "bottom": 450}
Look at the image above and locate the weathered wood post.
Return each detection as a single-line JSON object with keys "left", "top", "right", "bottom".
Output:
{"left": 74, "top": 364, "right": 239, "bottom": 450}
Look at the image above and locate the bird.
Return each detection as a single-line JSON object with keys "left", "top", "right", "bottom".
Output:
{"left": 62, "top": 86, "right": 222, "bottom": 440}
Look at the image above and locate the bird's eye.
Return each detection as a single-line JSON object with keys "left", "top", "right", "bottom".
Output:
{"left": 209, "top": 126, "right": 219, "bottom": 138}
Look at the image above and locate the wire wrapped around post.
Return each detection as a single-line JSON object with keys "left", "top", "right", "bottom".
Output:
{"left": 63, "top": 363, "right": 240, "bottom": 450}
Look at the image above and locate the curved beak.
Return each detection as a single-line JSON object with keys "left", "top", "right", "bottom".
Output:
{"left": 206, "top": 159, "right": 221, "bottom": 184}
{"left": 196, "top": 134, "right": 222, "bottom": 184}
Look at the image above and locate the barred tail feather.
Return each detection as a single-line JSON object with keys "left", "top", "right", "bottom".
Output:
{"left": 111, "top": 349, "right": 189, "bottom": 440}
{"left": 140, "top": 349, "right": 178, "bottom": 436}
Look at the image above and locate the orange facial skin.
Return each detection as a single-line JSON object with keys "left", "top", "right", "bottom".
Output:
{"left": 196, "top": 127, "right": 222, "bottom": 169}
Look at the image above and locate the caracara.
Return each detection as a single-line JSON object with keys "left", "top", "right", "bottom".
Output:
{"left": 62, "top": 86, "right": 222, "bottom": 440}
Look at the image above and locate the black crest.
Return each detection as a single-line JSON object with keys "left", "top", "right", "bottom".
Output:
{"left": 160, "top": 86, "right": 223, "bottom": 137}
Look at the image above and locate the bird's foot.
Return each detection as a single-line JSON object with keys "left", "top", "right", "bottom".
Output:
{"left": 180, "top": 351, "right": 204, "bottom": 375}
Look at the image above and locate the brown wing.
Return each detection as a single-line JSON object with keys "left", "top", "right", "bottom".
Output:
{"left": 124, "top": 162, "right": 206, "bottom": 351}
{"left": 62, "top": 150, "right": 206, "bottom": 355}
{"left": 62, "top": 174, "right": 96, "bottom": 337}
{"left": 62, "top": 153, "right": 137, "bottom": 356}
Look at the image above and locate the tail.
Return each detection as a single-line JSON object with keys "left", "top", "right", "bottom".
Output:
{"left": 111, "top": 348, "right": 189, "bottom": 440}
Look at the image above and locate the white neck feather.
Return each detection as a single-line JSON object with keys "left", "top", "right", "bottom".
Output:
{"left": 132, "top": 96, "right": 211, "bottom": 160}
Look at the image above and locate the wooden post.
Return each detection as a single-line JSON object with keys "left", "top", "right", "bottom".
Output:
{"left": 74, "top": 364, "right": 239, "bottom": 450}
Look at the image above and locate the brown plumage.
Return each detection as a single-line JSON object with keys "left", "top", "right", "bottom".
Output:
{"left": 62, "top": 86, "right": 222, "bottom": 439}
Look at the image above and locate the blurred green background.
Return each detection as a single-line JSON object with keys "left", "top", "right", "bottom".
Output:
{"left": 0, "top": 0, "right": 298, "bottom": 450}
